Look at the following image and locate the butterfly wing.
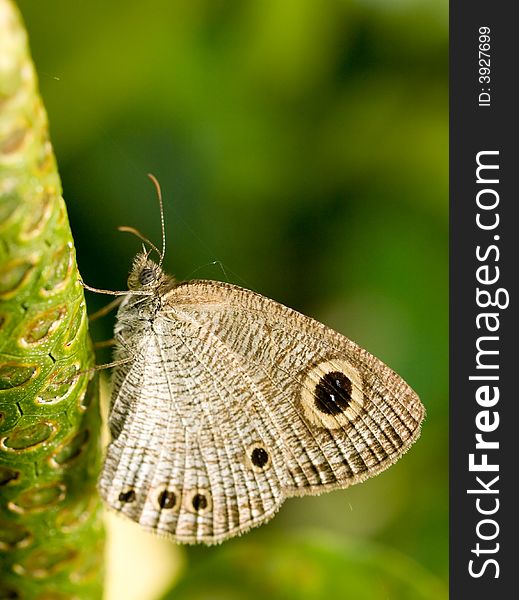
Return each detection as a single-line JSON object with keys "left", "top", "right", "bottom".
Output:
{"left": 100, "top": 279, "right": 424, "bottom": 544}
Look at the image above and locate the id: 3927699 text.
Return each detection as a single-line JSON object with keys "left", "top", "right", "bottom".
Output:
{"left": 478, "top": 26, "right": 491, "bottom": 107}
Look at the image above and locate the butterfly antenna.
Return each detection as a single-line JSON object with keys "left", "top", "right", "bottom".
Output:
{"left": 147, "top": 173, "right": 166, "bottom": 267}
{"left": 117, "top": 226, "right": 161, "bottom": 259}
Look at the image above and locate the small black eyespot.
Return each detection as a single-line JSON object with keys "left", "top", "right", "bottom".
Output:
{"left": 251, "top": 447, "right": 269, "bottom": 469}
{"left": 119, "top": 490, "right": 136, "bottom": 503}
{"left": 158, "top": 490, "right": 177, "bottom": 509}
{"left": 192, "top": 493, "right": 208, "bottom": 511}
{"left": 139, "top": 267, "right": 156, "bottom": 286}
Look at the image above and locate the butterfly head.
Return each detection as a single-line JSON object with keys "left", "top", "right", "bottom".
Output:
{"left": 127, "top": 252, "right": 174, "bottom": 292}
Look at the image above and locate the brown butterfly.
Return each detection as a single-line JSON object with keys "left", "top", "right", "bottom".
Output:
{"left": 88, "top": 175, "right": 424, "bottom": 544}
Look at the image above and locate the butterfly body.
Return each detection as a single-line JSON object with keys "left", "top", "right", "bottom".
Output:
{"left": 98, "top": 253, "right": 425, "bottom": 544}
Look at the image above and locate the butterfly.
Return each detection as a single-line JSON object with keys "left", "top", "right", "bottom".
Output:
{"left": 90, "top": 175, "right": 424, "bottom": 544}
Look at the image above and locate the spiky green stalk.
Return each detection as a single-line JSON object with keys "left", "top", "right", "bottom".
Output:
{"left": 0, "top": 1, "right": 104, "bottom": 598}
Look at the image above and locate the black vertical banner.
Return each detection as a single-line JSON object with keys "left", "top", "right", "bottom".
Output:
{"left": 451, "top": 2, "right": 518, "bottom": 598}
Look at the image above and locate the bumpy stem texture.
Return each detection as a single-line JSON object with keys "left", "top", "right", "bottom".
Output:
{"left": 0, "top": 1, "right": 104, "bottom": 598}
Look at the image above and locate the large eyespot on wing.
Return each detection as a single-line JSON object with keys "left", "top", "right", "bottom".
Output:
{"left": 296, "top": 354, "right": 424, "bottom": 441}
{"left": 289, "top": 351, "right": 424, "bottom": 491}
{"left": 286, "top": 353, "right": 423, "bottom": 496}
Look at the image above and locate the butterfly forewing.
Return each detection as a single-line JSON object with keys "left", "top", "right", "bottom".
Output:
{"left": 166, "top": 281, "right": 424, "bottom": 492}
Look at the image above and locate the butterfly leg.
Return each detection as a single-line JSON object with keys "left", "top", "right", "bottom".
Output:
{"left": 94, "top": 338, "right": 116, "bottom": 349}
{"left": 89, "top": 296, "right": 124, "bottom": 322}
{"left": 83, "top": 334, "right": 137, "bottom": 372}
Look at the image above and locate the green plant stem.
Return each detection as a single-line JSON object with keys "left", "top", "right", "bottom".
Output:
{"left": 0, "top": 1, "right": 105, "bottom": 598}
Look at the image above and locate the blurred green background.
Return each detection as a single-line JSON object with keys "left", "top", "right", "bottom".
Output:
{"left": 17, "top": 0, "right": 447, "bottom": 598}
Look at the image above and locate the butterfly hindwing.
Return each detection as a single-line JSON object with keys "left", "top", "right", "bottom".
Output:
{"left": 100, "top": 305, "right": 288, "bottom": 543}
